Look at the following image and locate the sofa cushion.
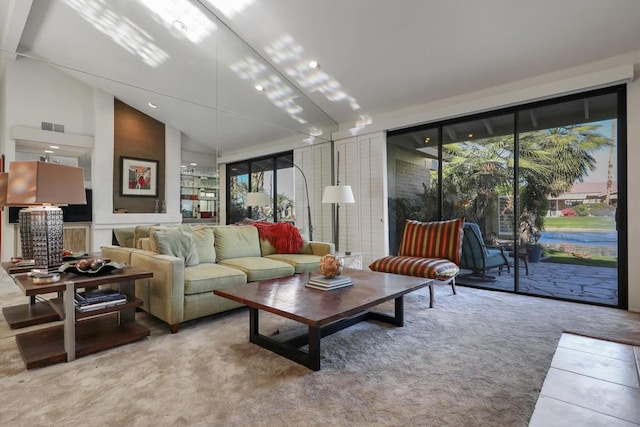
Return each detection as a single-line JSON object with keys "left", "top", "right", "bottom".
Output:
{"left": 133, "top": 225, "right": 153, "bottom": 249}
{"left": 191, "top": 226, "right": 216, "bottom": 263}
{"left": 148, "top": 225, "right": 186, "bottom": 253}
{"left": 369, "top": 256, "right": 459, "bottom": 280}
{"left": 265, "top": 254, "right": 321, "bottom": 273}
{"left": 219, "top": 257, "right": 295, "bottom": 281}
{"left": 113, "top": 227, "right": 135, "bottom": 248}
{"left": 183, "top": 263, "right": 247, "bottom": 295}
{"left": 261, "top": 238, "right": 314, "bottom": 256}
{"left": 214, "top": 226, "right": 261, "bottom": 261}
{"left": 398, "top": 218, "right": 464, "bottom": 264}
{"left": 153, "top": 228, "right": 199, "bottom": 266}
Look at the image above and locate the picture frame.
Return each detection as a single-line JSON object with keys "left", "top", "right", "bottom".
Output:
{"left": 120, "top": 157, "right": 158, "bottom": 197}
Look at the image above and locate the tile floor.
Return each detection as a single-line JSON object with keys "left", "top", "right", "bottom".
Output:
{"left": 529, "top": 333, "right": 640, "bottom": 426}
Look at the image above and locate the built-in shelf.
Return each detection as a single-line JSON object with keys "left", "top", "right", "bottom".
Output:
{"left": 180, "top": 168, "right": 218, "bottom": 220}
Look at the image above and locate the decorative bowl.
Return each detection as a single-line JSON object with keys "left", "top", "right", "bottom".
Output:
{"left": 59, "top": 261, "right": 125, "bottom": 276}
{"left": 319, "top": 254, "right": 343, "bottom": 278}
{"left": 62, "top": 252, "right": 90, "bottom": 261}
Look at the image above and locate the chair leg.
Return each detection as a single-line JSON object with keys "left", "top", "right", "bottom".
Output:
{"left": 450, "top": 277, "right": 457, "bottom": 295}
{"left": 429, "top": 282, "right": 435, "bottom": 308}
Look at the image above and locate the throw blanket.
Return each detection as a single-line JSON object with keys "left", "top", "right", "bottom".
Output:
{"left": 250, "top": 221, "right": 304, "bottom": 254}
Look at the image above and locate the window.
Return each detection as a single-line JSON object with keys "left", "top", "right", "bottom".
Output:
{"left": 226, "top": 152, "right": 295, "bottom": 224}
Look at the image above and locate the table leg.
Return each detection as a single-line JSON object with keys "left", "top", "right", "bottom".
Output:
{"left": 246, "top": 296, "right": 406, "bottom": 371}
{"left": 63, "top": 281, "right": 76, "bottom": 362}
{"left": 307, "top": 326, "right": 321, "bottom": 371}
{"left": 117, "top": 279, "right": 135, "bottom": 324}
{"left": 366, "top": 295, "right": 404, "bottom": 326}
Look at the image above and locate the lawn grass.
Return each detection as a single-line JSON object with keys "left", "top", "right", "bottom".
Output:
{"left": 542, "top": 249, "right": 617, "bottom": 268}
{"left": 544, "top": 216, "right": 615, "bottom": 230}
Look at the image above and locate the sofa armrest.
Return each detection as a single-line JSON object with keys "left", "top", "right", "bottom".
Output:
{"left": 101, "top": 245, "right": 137, "bottom": 265}
{"left": 130, "top": 251, "right": 186, "bottom": 327}
{"left": 308, "top": 241, "right": 335, "bottom": 256}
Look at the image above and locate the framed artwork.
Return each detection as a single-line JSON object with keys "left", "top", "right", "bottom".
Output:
{"left": 120, "top": 157, "right": 158, "bottom": 197}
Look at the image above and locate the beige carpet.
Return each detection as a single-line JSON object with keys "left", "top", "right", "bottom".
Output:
{"left": 0, "top": 271, "right": 639, "bottom": 427}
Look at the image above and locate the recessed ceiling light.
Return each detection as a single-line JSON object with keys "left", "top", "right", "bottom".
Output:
{"left": 190, "top": 162, "right": 197, "bottom": 166}
{"left": 467, "top": 133, "right": 474, "bottom": 138}
{"left": 44, "top": 150, "right": 54, "bottom": 154}
{"left": 254, "top": 85, "right": 264, "bottom": 92}
{"left": 148, "top": 102, "right": 157, "bottom": 108}
{"left": 308, "top": 60, "right": 320, "bottom": 69}
{"left": 424, "top": 137, "right": 430, "bottom": 143}
{"left": 50, "top": 145, "right": 60, "bottom": 149}
{"left": 173, "top": 20, "right": 188, "bottom": 32}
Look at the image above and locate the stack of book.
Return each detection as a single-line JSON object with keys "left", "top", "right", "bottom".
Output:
{"left": 74, "top": 289, "right": 127, "bottom": 312}
{"left": 306, "top": 275, "right": 353, "bottom": 291}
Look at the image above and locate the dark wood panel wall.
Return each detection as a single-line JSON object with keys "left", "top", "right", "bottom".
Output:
{"left": 113, "top": 99, "right": 165, "bottom": 213}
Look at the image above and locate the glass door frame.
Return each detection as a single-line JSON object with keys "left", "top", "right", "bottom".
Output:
{"left": 388, "top": 84, "right": 627, "bottom": 309}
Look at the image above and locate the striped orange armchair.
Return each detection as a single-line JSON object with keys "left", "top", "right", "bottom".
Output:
{"left": 369, "top": 218, "right": 463, "bottom": 307}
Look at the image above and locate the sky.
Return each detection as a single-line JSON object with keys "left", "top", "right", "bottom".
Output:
{"left": 584, "top": 119, "right": 617, "bottom": 183}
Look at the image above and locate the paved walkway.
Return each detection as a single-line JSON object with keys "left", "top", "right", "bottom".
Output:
{"left": 457, "top": 260, "right": 618, "bottom": 306}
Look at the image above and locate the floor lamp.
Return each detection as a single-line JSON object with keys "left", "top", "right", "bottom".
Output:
{"left": 322, "top": 185, "right": 355, "bottom": 252}
{"left": 282, "top": 160, "right": 314, "bottom": 241}
{"left": 4, "top": 161, "right": 86, "bottom": 268}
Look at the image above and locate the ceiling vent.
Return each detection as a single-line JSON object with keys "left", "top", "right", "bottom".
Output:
{"left": 41, "top": 122, "right": 65, "bottom": 132}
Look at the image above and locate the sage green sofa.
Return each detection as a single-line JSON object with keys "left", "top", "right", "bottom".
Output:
{"left": 103, "top": 224, "right": 334, "bottom": 333}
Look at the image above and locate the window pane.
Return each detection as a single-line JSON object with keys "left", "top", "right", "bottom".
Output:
{"left": 228, "top": 163, "right": 249, "bottom": 224}
{"left": 386, "top": 126, "right": 440, "bottom": 254}
{"left": 517, "top": 93, "right": 618, "bottom": 305}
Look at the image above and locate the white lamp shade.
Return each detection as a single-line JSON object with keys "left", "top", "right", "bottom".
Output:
{"left": 245, "top": 191, "right": 270, "bottom": 207}
{"left": 322, "top": 185, "right": 355, "bottom": 204}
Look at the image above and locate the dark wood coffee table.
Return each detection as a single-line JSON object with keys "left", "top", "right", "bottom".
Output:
{"left": 214, "top": 268, "right": 432, "bottom": 371}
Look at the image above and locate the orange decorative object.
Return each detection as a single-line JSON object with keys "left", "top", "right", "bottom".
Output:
{"left": 319, "top": 254, "right": 343, "bottom": 278}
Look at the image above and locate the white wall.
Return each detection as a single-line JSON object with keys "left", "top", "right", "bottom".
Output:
{"left": 7, "top": 58, "right": 95, "bottom": 136}
{"left": 1, "top": 58, "right": 96, "bottom": 259}
{"left": 1, "top": 59, "right": 183, "bottom": 258}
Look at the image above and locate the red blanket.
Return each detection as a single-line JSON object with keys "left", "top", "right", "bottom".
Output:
{"left": 250, "top": 221, "right": 304, "bottom": 254}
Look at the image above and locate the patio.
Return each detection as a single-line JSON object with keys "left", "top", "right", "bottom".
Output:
{"left": 457, "top": 259, "right": 618, "bottom": 306}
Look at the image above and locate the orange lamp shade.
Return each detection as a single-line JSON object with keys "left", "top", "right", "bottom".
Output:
{"left": 6, "top": 161, "right": 86, "bottom": 206}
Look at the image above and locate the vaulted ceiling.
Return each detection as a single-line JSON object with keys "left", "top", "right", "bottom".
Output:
{"left": 2, "top": 0, "right": 640, "bottom": 158}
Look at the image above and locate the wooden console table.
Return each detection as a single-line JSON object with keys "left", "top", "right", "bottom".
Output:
{"left": 7, "top": 266, "right": 153, "bottom": 369}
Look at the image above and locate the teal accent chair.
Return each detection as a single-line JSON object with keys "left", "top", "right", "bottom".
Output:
{"left": 460, "top": 222, "right": 510, "bottom": 280}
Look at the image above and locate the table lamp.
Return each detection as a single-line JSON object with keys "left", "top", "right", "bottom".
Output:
{"left": 322, "top": 185, "right": 355, "bottom": 252}
{"left": 5, "top": 161, "right": 86, "bottom": 268}
{"left": 0, "top": 171, "right": 7, "bottom": 206}
{"left": 245, "top": 191, "right": 270, "bottom": 208}
{"left": 245, "top": 191, "right": 270, "bottom": 221}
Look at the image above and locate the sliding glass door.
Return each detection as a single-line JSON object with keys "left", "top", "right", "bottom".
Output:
{"left": 386, "top": 86, "right": 625, "bottom": 308}
{"left": 516, "top": 92, "right": 619, "bottom": 305}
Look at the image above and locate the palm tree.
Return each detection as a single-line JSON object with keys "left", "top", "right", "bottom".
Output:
{"left": 440, "top": 124, "right": 611, "bottom": 231}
